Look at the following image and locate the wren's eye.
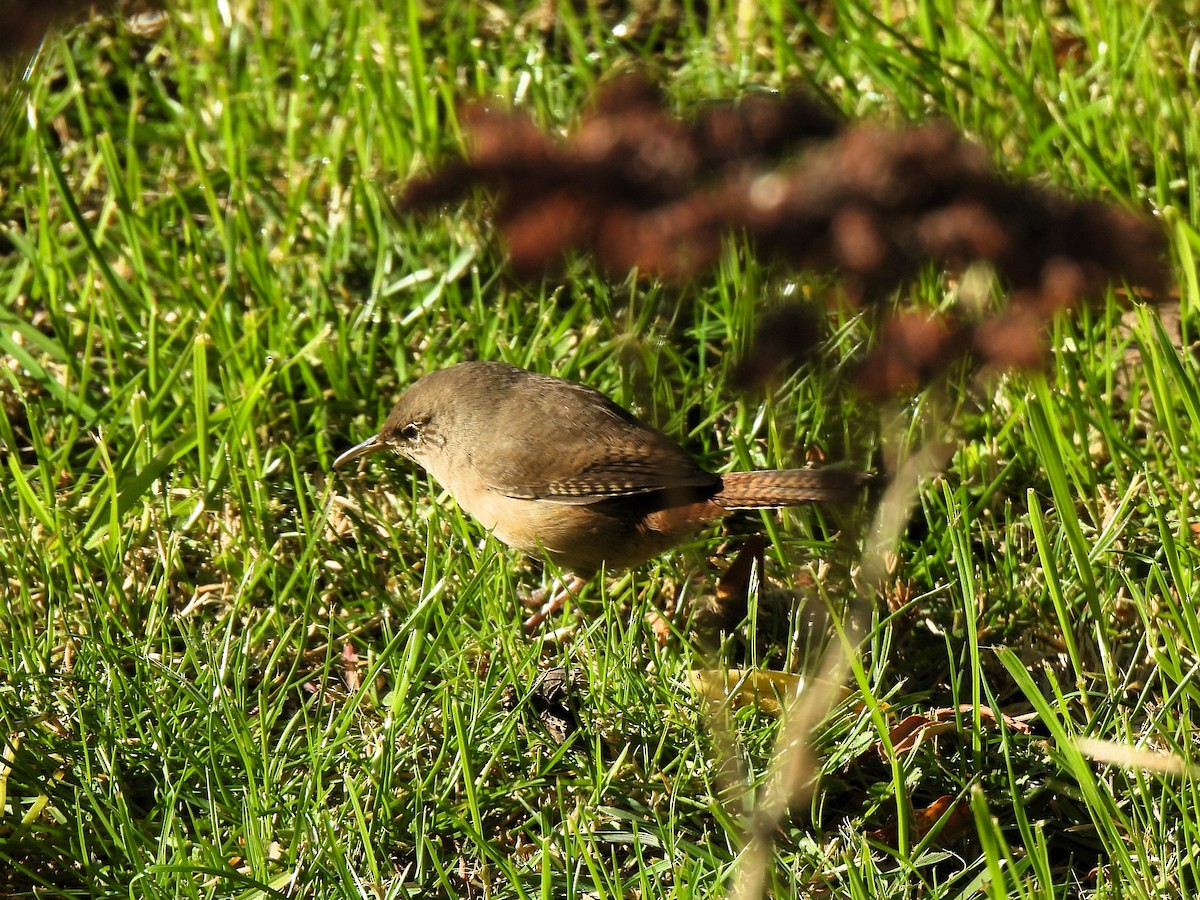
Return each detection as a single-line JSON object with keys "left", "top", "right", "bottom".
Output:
{"left": 398, "top": 422, "right": 421, "bottom": 442}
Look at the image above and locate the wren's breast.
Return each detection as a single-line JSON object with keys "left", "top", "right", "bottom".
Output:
{"left": 445, "top": 480, "right": 716, "bottom": 577}
{"left": 417, "top": 450, "right": 719, "bottom": 574}
{"left": 454, "top": 489, "right": 639, "bottom": 576}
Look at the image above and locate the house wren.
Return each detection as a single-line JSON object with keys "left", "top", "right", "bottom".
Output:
{"left": 334, "top": 361, "right": 862, "bottom": 624}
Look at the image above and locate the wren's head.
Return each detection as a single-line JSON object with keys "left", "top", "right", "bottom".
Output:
{"left": 332, "top": 360, "right": 527, "bottom": 471}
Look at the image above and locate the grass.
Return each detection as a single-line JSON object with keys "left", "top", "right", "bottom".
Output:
{"left": 1, "top": 0, "right": 1199, "bottom": 896}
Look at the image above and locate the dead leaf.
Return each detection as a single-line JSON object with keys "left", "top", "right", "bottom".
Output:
{"left": 877, "top": 704, "right": 1031, "bottom": 760}
{"left": 341, "top": 641, "right": 360, "bottom": 693}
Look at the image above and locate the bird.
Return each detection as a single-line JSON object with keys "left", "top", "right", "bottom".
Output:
{"left": 334, "top": 360, "right": 863, "bottom": 628}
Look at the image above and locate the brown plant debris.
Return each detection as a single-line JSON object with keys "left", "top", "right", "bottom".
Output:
{"left": 398, "top": 74, "right": 1168, "bottom": 397}
{"left": 867, "top": 793, "right": 975, "bottom": 846}
{"left": 691, "top": 534, "right": 768, "bottom": 646}
{"left": 1, "top": 0, "right": 90, "bottom": 54}
{"left": 876, "top": 704, "right": 1032, "bottom": 760}
{"left": 500, "top": 666, "right": 581, "bottom": 744}
{"left": 0, "top": 1, "right": 162, "bottom": 54}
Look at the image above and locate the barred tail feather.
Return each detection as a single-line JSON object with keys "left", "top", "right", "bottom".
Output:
{"left": 713, "top": 468, "right": 867, "bottom": 508}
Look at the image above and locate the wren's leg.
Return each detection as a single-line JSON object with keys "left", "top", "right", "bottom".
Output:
{"left": 522, "top": 573, "right": 588, "bottom": 631}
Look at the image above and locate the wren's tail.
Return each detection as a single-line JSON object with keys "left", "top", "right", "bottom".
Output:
{"left": 713, "top": 468, "right": 867, "bottom": 508}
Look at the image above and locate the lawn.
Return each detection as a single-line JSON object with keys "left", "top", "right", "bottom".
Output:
{"left": 2, "top": 0, "right": 1199, "bottom": 897}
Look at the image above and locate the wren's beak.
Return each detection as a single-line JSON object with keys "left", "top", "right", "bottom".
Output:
{"left": 333, "top": 433, "right": 386, "bottom": 469}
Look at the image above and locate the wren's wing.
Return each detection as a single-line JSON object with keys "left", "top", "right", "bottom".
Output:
{"left": 528, "top": 440, "right": 721, "bottom": 502}
{"left": 476, "top": 376, "right": 720, "bottom": 504}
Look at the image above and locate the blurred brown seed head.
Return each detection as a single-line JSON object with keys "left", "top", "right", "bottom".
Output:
{"left": 396, "top": 74, "right": 1169, "bottom": 398}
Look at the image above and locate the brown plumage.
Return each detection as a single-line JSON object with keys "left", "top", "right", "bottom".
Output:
{"left": 335, "top": 361, "right": 864, "bottom": 613}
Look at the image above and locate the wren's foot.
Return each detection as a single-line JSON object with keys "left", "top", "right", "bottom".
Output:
{"left": 522, "top": 574, "right": 588, "bottom": 631}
